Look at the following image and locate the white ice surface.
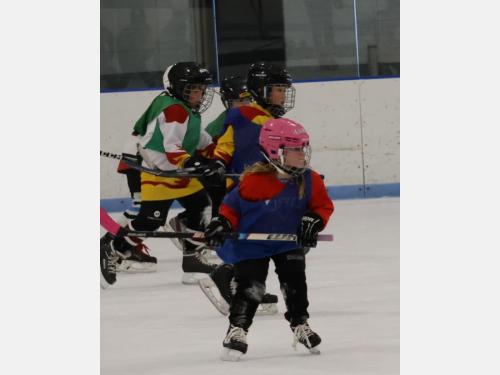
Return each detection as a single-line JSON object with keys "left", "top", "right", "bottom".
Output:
{"left": 101, "top": 198, "right": 399, "bottom": 375}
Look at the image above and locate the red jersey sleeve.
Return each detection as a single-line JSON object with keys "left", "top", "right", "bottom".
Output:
{"left": 219, "top": 203, "right": 240, "bottom": 230}
{"left": 308, "top": 171, "right": 334, "bottom": 228}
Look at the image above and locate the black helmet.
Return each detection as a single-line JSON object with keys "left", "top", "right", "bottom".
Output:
{"left": 166, "top": 62, "right": 214, "bottom": 113}
{"left": 247, "top": 62, "right": 295, "bottom": 117}
{"left": 219, "top": 76, "right": 252, "bottom": 109}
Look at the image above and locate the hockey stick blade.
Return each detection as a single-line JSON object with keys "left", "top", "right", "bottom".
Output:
{"left": 198, "top": 277, "right": 230, "bottom": 316}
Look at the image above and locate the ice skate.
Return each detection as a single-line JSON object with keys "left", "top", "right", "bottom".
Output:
{"left": 221, "top": 325, "right": 247, "bottom": 361}
{"left": 291, "top": 322, "right": 321, "bottom": 354}
{"left": 199, "top": 246, "right": 221, "bottom": 262}
{"left": 113, "top": 239, "right": 157, "bottom": 273}
{"left": 100, "top": 234, "right": 118, "bottom": 289}
{"left": 257, "top": 293, "right": 279, "bottom": 315}
{"left": 181, "top": 244, "right": 218, "bottom": 284}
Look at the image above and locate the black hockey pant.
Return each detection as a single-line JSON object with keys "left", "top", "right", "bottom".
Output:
{"left": 229, "top": 248, "right": 309, "bottom": 330}
{"left": 130, "top": 189, "right": 211, "bottom": 240}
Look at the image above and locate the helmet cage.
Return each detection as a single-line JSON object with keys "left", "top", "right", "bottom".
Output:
{"left": 262, "top": 84, "right": 296, "bottom": 117}
{"left": 263, "top": 144, "right": 311, "bottom": 177}
{"left": 181, "top": 84, "right": 215, "bottom": 114}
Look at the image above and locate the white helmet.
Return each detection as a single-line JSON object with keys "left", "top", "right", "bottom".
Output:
{"left": 163, "top": 64, "right": 174, "bottom": 91}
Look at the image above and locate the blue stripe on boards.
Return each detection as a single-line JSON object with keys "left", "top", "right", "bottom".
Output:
{"left": 101, "top": 183, "right": 400, "bottom": 212}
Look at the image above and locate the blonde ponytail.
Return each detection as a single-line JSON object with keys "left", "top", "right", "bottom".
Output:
{"left": 240, "top": 162, "right": 277, "bottom": 181}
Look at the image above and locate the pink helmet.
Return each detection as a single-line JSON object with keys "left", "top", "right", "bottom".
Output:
{"left": 259, "top": 118, "right": 311, "bottom": 176}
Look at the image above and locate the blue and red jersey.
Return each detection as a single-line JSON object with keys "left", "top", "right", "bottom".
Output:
{"left": 216, "top": 168, "right": 334, "bottom": 264}
{"left": 213, "top": 103, "right": 274, "bottom": 174}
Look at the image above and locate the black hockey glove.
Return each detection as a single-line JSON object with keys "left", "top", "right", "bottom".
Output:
{"left": 200, "top": 159, "right": 226, "bottom": 184}
{"left": 297, "top": 212, "right": 324, "bottom": 248}
{"left": 183, "top": 155, "right": 209, "bottom": 172}
{"left": 185, "top": 156, "right": 226, "bottom": 187}
{"left": 204, "top": 216, "right": 232, "bottom": 247}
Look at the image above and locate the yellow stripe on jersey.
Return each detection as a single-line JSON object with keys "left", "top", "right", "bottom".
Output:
{"left": 213, "top": 125, "right": 235, "bottom": 164}
{"left": 140, "top": 172, "right": 204, "bottom": 201}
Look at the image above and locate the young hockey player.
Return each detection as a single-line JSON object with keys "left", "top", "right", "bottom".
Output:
{"left": 197, "top": 63, "right": 296, "bottom": 315}
{"left": 168, "top": 75, "right": 253, "bottom": 239}
{"left": 205, "top": 76, "right": 253, "bottom": 142}
{"left": 212, "top": 62, "right": 296, "bottom": 175}
{"left": 203, "top": 118, "right": 334, "bottom": 361}
{"left": 103, "top": 61, "right": 224, "bottom": 284}
{"left": 100, "top": 137, "right": 154, "bottom": 274}
{"left": 164, "top": 74, "right": 279, "bottom": 311}
{"left": 100, "top": 65, "right": 176, "bottom": 274}
{"left": 204, "top": 75, "right": 253, "bottom": 215}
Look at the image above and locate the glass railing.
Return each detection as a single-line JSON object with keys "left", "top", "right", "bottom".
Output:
{"left": 100, "top": 0, "right": 399, "bottom": 91}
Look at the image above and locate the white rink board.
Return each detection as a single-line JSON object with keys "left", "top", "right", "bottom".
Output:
{"left": 100, "top": 79, "right": 399, "bottom": 199}
{"left": 359, "top": 79, "right": 400, "bottom": 184}
{"left": 292, "top": 80, "right": 364, "bottom": 188}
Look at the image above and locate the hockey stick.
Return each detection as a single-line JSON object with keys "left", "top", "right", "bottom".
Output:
{"left": 100, "top": 207, "right": 122, "bottom": 236}
{"left": 100, "top": 208, "right": 333, "bottom": 242}
{"left": 100, "top": 150, "right": 240, "bottom": 178}
{"left": 126, "top": 230, "right": 333, "bottom": 242}
{"left": 198, "top": 277, "right": 279, "bottom": 317}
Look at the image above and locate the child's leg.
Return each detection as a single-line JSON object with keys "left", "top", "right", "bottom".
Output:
{"left": 230, "top": 257, "right": 270, "bottom": 330}
{"left": 273, "top": 248, "right": 309, "bottom": 325}
{"left": 177, "top": 189, "right": 212, "bottom": 232}
{"left": 176, "top": 190, "right": 217, "bottom": 282}
{"left": 273, "top": 249, "right": 321, "bottom": 352}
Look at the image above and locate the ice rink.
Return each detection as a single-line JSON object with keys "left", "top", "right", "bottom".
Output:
{"left": 101, "top": 197, "right": 399, "bottom": 375}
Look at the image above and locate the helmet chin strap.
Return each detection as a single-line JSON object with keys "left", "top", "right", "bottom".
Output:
{"left": 261, "top": 151, "right": 305, "bottom": 177}
{"left": 267, "top": 104, "right": 285, "bottom": 117}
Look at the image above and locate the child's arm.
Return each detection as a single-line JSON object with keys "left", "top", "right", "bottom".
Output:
{"left": 297, "top": 171, "right": 334, "bottom": 248}
{"left": 204, "top": 186, "right": 242, "bottom": 246}
{"left": 218, "top": 186, "right": 242, "bottom": 230}
{"left": 307, "top": 171, "right": 334, "bottom": 228}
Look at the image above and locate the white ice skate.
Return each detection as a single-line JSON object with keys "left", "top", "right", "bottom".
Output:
{"left": 181, "top": 248, "right": 218, "bottom": 284}
{"left": 291, "top": 322, "right": 321, "bottom": 355}
{"left": 221, "top": 325, "right": 247, "bottom": 361}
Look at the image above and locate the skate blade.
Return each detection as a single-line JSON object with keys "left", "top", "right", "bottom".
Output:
{"left": 201, "top": 250, "right": 222, "bottom": 263}
{"left": 198, "top": 277, "right": 230, "bottom": 315}
{"left": 308, "top": 346, "right": 321, "bottom": 355}
{"left": 117, "top": 260, "right": 157, "bottom": 273}
{"left": 182, "top": 272, "right": 211, "bottom": 285}
{"left": 292, "top": 342, "right": 321, "bottom": 355}
{"left": 168, "top": 237, "right": 184, "bottom": 251}
{"left": 100, "top": 274, "right": 113, "bottom": 289}
{"left": 256, "top": 303, "right": 278, "bottom": 315}
{"left": 220, "top": 348, "right": 244, "bottom": 361}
